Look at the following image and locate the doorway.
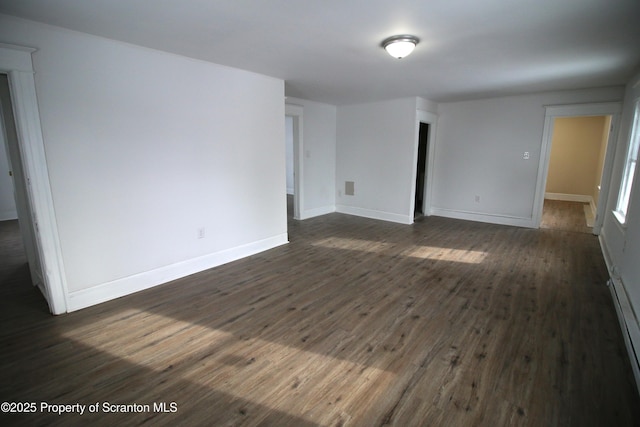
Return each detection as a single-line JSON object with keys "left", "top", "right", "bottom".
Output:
{"left": 412, "top": 110, "right": 438, "bottom": 222}
{"left": 542, "top": 115, "right": 611, "bottom": 233}
{"left": 0, "top": 73, "right": 43, "bottom": 286}
{"left": 285, "top": 115, "right": 294, "bottom": 218}
{"left": 0, "top": 44, "right": 68, "bottom": 314}
{"left": 285, "top": 104, "right": 303, "bottom": 222}
{"left": 414, "top": 122, "right": 429, "bottom": 218}
{"left": 534, "top": 102, "right": 622, "bottom": 234}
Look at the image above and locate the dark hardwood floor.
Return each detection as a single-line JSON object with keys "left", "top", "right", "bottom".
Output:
{"left": 1, "top": 202, "right": 638, "bottom": 426}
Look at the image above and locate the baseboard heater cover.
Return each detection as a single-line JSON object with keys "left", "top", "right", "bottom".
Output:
{"left": 608, "top": 278, "right": 640, "bottom": 396}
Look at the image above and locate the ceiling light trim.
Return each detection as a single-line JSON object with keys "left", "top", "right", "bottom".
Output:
{"left": 381, "top": 35, "right": 419, "bottom": 59}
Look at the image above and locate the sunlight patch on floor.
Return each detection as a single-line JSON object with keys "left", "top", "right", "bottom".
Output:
{"left": 62, "top": 310, "right": 394, "bottom": 422}
{"left": 402, "top": 246, "right": 488, "bottom": 264}
{"left": 312, "top": 237, "right": 392, "bottom": 253}
{"left": 312, "top": 237, "right": 487, "bottom": 264}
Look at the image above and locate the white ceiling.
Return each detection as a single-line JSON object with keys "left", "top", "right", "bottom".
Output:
{"left": 0, "top": 0, "right": 638, "bottom": 105}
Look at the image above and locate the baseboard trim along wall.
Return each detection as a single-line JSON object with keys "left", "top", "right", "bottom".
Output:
{"left": 335, "top": 205, "right": 413, "bottom": 225}
{"left": 0, "top": 209, "right": 18, "bottom": 221}
{"left": 300, "top": 205, "right": 335, "bottom": 220}
{"left": 608, "top": 277, "right": 640, "bottom": 395}
{"left": 430, "top": 207, "right": 535, "bottom": 228}
{"left": 66, "top": 233, "right": 289, "bottom": 312}
{"left": 544, "top": 192, "right": 593, "bottom": 203}
{"left": 599, "top": 235, "right": 640, "bottom": 395}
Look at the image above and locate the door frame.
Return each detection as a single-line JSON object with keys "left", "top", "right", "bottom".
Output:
{"left": 533, "top": 102, "right": 622, "bottom": 234}
{"left": 0, "top": 43, "right": 68, "bottom": 314}
{"left": 285, "top": 103, "right": 304, "bottom": 220}
{"left": 411, "top": 110, "right": 438, "bottom": 220}
{"left": 0, "top": 77, "right": 43, "bottom": 287}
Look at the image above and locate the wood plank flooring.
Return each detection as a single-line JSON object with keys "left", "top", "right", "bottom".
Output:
{"left": 540, "top": 199, "right": 593, "bottom": 234}
{"left": 1, "top": 207, "right": 638, "bottom": 426}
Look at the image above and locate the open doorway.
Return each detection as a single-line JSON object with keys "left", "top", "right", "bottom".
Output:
{"left": 534, "top": 103, "right": 621, "bottom": 234}
{"left": 285, "top": 115, "right": 294, "bottom": 218}
{"left": 414, "top": 122, "right": 429, "bottom": 218}
{"left": 285, "top": 104, "right": 303, "bottom": 223}
{"left": 541, "top": 115, "right": 611, "bottom": 233}
{"left": 412, "top": 110, "right": 438, "bottom": 222}
{"left": 0, "top": 44, "right": 68, "bottom": 314}
{"left": 0, "top": 78, "right": 17, "bottom": 222}
{"left": 0, "top": 73, "right": 43, "bottom": 286}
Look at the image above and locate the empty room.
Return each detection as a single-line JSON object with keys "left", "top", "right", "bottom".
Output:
{"left": 1, "top": 1, "right": 640, "bottom": 426}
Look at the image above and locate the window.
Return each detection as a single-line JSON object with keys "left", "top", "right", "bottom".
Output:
{"left": 615, "top": 99, "right": 640, "bottom": 224}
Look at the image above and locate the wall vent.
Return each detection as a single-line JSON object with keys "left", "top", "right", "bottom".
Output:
{"left": 345, "top": 181, "right": 355, "bottom": 196}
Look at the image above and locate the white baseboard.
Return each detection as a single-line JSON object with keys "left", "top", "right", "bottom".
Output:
{"left": 300, "top": 205, "right": 335, "bottom": 219}
{"left": 0, "top": 209, "right": 18, "bottom": 221}
{"left": 589, "top": 199, "right": 597, "bottom": 218}
{"left": 545, "top": 192, "right": 593, "bottom": 203}
{"left": 335, "top": 205, "right": 412, "bottom": 225}
{"left": 599, "top": 235, "right": 640, "bottom": 395}
{"left": 430, "top": 207, "right": 535, "bottom": 228}
{"left": 66, "top": 233, "right": 289, "bottom": 312}
{"left": 608, "top": 277, "right": 640, "bottom": 396}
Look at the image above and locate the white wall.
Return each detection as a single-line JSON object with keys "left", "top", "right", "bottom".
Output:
{"left": 0, "top": 15, "right": 287, "bottom": 311}
{"left": 336, "top": 97, "right": 418, "bottom": 224}
{"left": 433, "top": 87, "right": 624, "bottom": 226}
{"left": 285, "top": 97, "right": 336, "bottom": 218}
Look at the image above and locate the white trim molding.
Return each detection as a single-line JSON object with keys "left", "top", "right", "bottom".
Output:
{"left": 67, "top": 233, "right": 288, "bottom": 312}
{"left": 599, "top": 235, "right": 640, "bottom": 394}
{"left": 544, "top": 192, "right": 594, "bottom": 203}
{"left": 300, "top": 204, "right": 335, "bottom": 220}
{"left": 336, "top": 205, "right": 413, "bottom": 225}
{"left": 608, "top": 276, "right": 640, "bottom": 396}
{"left": 430, "top": 207, "right": 535, "bottom": 228}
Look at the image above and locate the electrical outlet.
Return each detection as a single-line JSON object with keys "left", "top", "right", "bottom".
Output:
{"left": 197, "top": 227, "right": 205, "bottom": 239}
{"left": 475, "top": 195, "right": 480, "bottom": 203}
{"left": 523, "top": 151, "right": 530, "bottom": 160}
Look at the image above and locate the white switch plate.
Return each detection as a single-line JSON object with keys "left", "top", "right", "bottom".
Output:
{"left": 523, "top": 151, "right": 530, "bottom": 160}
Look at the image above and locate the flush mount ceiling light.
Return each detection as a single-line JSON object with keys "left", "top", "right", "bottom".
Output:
{"left": 382, "top": 35, "right": 419, "bottom": 59}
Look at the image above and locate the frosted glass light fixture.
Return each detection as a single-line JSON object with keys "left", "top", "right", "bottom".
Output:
{"left": 382, "top": 35, "right": 419, "bottom": 59}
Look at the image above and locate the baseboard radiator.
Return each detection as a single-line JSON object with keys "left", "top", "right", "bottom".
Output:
{"left": 608, "top": 277, "right": 640, "bottom": 395}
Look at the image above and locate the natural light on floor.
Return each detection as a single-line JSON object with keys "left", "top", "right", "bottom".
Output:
{"left": 311, "top": 237, "right": 392, "bottom": 253}
{"left": 63, "top": 309, "right": 394, "bottom": 423}
{"left": 312, "top": 237, "right": 487, "bottom": 264}
{"left": 401, "top": 246, "right": 488, "bottom": 264}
